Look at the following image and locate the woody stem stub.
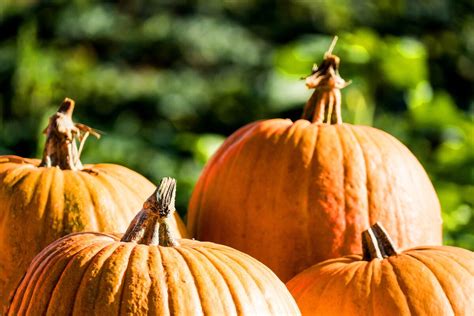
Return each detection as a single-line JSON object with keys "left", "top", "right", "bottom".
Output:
{"left": 301, "top": 39, "right": 349, "bottom": 124}
{"left": 121, "top": 177, "right": 178, "bottom": 247}
{"left": 362, "top": 222, "right": 398, "bottom": 261}
{"left": 39, "top": 98, "right": 99, "bottom": 170}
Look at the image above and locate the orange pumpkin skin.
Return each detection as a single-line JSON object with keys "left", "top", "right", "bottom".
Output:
{"left": 0, "top": 156, "right": 187, "bottom": 308}
{"left": 8, "top": 179, "right": 299, "bottom": 316}
{"left": 287, "top": 225, "right": 474, "bottom": 316}
{"left": 0, "top": 99, "right": 187, "bottom": 308}
{"left": 188, "top": 51, "right": 442, "bottom": 283}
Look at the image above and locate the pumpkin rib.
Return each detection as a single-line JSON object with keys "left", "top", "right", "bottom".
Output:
{"left": 146, "top": 246, "right": 168, "bottom": 314}
{"left": 119, "top": 245, "right": 153, "bottom": 315}
{"left": 405, "top": 253, "right": 458, "bottom": 314}
{"left": 93, "top": 169, "right": 132, "bottom": 229}
{"left": 157, "top": 245, "right": 177, "bottom": 315}
{"left": 368, "top": 259, "right": 379, "bottom": 316}
{"left": 21, "top": 239, "right": 100, "bottom": 315}
{"left": 334, "top": 126, "right": 349, "bottom": 252}
{"left": 423, "top": 248, "right": 474, "bottom": 274}
{"left": 98, "top": 165, "right": 153, "bottom": 204}
{"left": 219, "top": 249, "right": 281, "bottom": 314}
{"left": 2, "top": 163, "right": 33, "bottom": 190}
{"left": 209, "top": 248, "right": 269, "bottom": 314}
{"left": 167, "top": 247, "right": 205, "bottom": 315}
{"left": 193, "top": 122, "right": 261, "bottom": 238}
{"left": 385, "top": 258, "right": 417, "bottom": 315}
{"left": 346, "top": 125, "right": 372, "bottom": 225}
{"left": 363, "top": 127, "right": 405, "bottom": 246}
{"left": 194, "top": 247, "right": 249, "bottom": 314}
{"left": 304, "top": 124, "right": 319, "bottom": 260}
{"left": 75, "top": 171, "right": 105, "bottom": 230}
{"left": 47, "top": 241, "right": 115, "bottom": 315}
{"left": 116, "top": 244, "right": 138, "bottom": 316}
{"left": 48, "top": 168, "right": 65, "bottom": 239}
{"left": 19, "top": 240, "right": 94, "bottom": 314}
{"left": 174, "top": 246, "right": 223, "bottom": 315}
{"left": 73, "top": 243, "right": 131, "bottom": 314}
{"left": 191, "top": 247, "right": 239, "bottom": 315}
{"left": 91, "top": 170, "right": 129, "bottom": 229}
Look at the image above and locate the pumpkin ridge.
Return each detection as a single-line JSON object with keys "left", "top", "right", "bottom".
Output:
{"left": 75, "top": 243, "right": 131, "bottom": 314}
{"left": 37, "top": 169, "right": 56, "bottom": 261}
{"left": 193, "top": 247, "right": 247, "bottom": 314}
{"left": 96, "top": 167, "right": 147, "bottom": 228}
{"left": 346, "top": 125, "right": 372, "bottom": 226}
{"left": 111, "top": 244, "right": 135, "bottom": 316}
{"left": 404, "top": 253, "right": 458, "bottom": 314}
{"left": 157, "top": 246, "right": 176, "bottom": 315}
{"left": 173, "top": 247, "right": 212, "bottom": 315}
{"left": 191, "top": 247, "right": 239, "bottom": 315}
{"left": 3, "top": 164, "right": 33, "bottom": 191}
{"left": 194, "top": 122, "right": 263, "bottom": 238}
{"left": 48, "top": 241, "right": 116, "bottom": 315}
{"left": 75, "top": 171, "right": 104, "bottom": 230}
{"left": 220, "top": 249, "right": 289, "bottom": 314}
{"left": 334, "top": 125, "right": 349, "bottom": 253}
{"left": 44, "top": 241, "right": 113, "bottom": 315}
{"left": 189, "top": 122, "right": 259, "bottom": 233}
{"left": 95, "top": 166, "right": 148, "bottom": 209}
{"left": 364, "top": 127, "right": 406, "bottom": 246}
{"left": 303, "top": 124, "right": 319, "bottom": 263}
{"left": 210, "top": 248, "right": 269, "bottom": 314}
{"left": 385, "top": 258, "right": 415, "bottom": 314}
{"left": 339, "top": 261, "right": 366, "bottom": 315}
{"left": 20, "top": 239, "right": 101, "bottom": 315}
{"left": 417, "top": 248, "right": 474, "bottom": 274}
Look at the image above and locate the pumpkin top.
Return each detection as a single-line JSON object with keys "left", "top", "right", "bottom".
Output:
{"left": 301, "top": 36, "right": 350, "bottom": 124}
{"left": 39, "top": 98, "right": 100, "bottom": 171}
{"left": 120, "top": 177, "right": 179, "bottom": 247}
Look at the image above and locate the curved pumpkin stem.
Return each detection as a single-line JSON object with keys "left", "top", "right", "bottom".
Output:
{"left": 362, "top": 222, "right": 398, "bottom": 261}
{"left": 39, "top": 98, "right": 100, "bottom": 170}
{"left": 121, "top": 177, "right": 179, "bottom": 247}
{"left": 301, "top": 36, "right": 350, "bottom": 124}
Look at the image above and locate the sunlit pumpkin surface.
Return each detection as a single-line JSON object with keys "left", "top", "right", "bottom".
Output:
{"left": 287, "top": 244, "right": 474, "bottom": 315}
{"left": 188, "top": 51, "right": 442, "bottom": 282}
{"left": 8, "top": 177, "right": 299, "bottom": 316}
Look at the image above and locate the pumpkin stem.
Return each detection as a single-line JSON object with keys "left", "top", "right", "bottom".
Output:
{"left": 39, "top": 98, "right": 100, "bottom": 170}
{"left": 362, "top": 222, "right": 398, "bottom": 261}
{"left": 301, "top": 36, "right": 350, "bottom": 124}
{"left": 120, "top": 177, "right": 179, "bottom": 247}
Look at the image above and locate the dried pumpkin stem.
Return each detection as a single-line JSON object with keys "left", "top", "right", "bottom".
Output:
{"left": 362, "top": 222, "right": 398, "bottom": 261}
{"left": 39, "top": 98, "right": 100, "bottom": 170}
{"left": 301, "top": 36, "right": 350, "bottom": 124}
{"left": 121, "top": 177, "right": 178, "bottom": 247}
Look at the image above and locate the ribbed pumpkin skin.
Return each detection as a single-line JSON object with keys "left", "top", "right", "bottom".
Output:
{"left": 287, "top": 246, "right": 474, "bottom": 315}
{"left": 188, "top": 119, "right": 442, "bottom": 281}
{"left": 0, "top": 156, "right": 187, "bottom": 308}
{"left": 8, "top": 232, "right": 300, "bottom": 316}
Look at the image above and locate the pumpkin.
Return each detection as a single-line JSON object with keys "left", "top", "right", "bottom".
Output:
{"left": 287, "top": 222, "right": 474, "bottom": 315}
{"left": 0, "top": 99, "right": 187, "bottom": 309}
{"left": 7, "top": 177, "right": 300, "bottom": 316}
{"left": 187, "top": 40, "right": 442, "bottom": 282}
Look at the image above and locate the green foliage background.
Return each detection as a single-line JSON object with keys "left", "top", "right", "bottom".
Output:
{"left": 0, "top": 1, "right": 472, "bottom": 249}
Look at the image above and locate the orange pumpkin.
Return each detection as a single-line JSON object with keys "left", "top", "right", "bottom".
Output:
{"left": 0, "top": 99, "right": 187, "bottom": 308}
{"left": 287, "top": 223, "right": 474, "bottom": 315}
{"left": 187, "top": 43, "right": 442, "bottom": 282}
{"left": 8, "top": 177, "right": 300, "bottom": 316}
